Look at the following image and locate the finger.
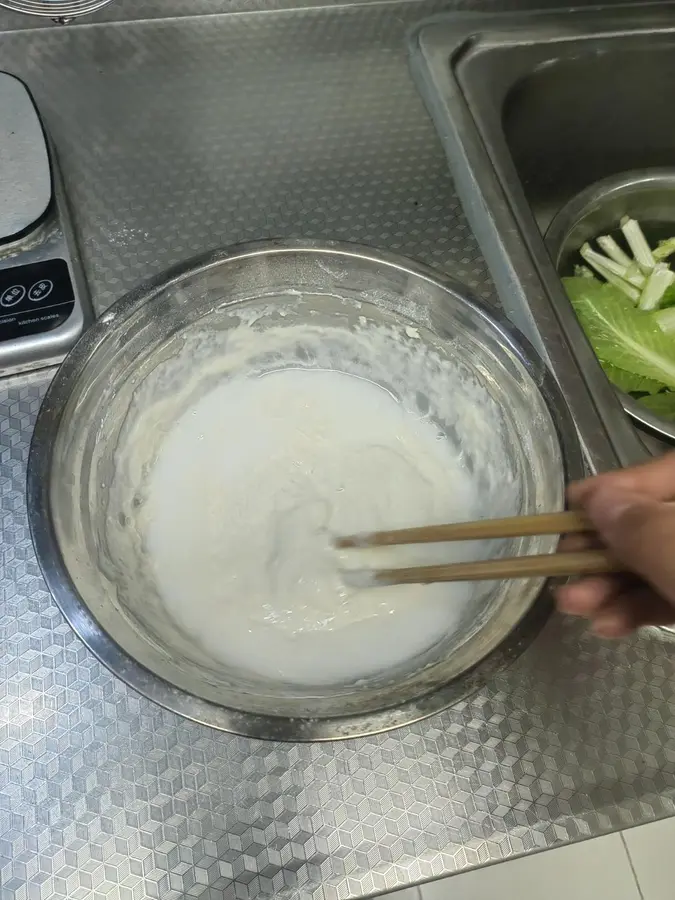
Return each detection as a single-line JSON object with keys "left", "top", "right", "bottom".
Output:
{"left": 593, "top": 606, "right": 635, "bottom": 639}
{"left": 592, "top": 585, "right": 675, "bottom": 638}
{"left": 569, "top": 452, "right": 675, "bottom": 506}
{"left": 558, "top": 533, "right": 603, "bottom": 554}
{"left": 619, "top": 585, "right": 675, "bottom": 629}
{"left": 556, "top": 575, "right": 622, "bottom": 616}
{"left": 585, "top": 485, "right": 675, "bottom": 607}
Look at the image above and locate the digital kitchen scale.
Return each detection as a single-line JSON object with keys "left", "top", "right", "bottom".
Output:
{"left": 0, "top": 71, "right": 90, "bottom": 375}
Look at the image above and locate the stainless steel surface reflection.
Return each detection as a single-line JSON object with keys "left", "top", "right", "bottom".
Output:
{"left": 27, "top": 241, "right": 583, "bottom": 740}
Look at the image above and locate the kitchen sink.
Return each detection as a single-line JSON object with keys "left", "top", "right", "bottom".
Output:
{"left": 472, "top": 30, "right": 675, "bottom": 234}
{"left": 409, "top": 2, "right": 675, "bottom": 469}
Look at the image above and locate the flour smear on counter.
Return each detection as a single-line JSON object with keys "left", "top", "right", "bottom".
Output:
{"left": 113, "top": 301, "right": 518, "bottom": 687}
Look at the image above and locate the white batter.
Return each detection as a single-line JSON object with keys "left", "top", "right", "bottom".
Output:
{"left": 145, "top": 366, "right": 480, "bottom": 685}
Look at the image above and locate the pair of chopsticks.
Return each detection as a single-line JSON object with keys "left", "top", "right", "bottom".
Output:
{"left": 336, "top": 510, "right": 620, "bottom": 586}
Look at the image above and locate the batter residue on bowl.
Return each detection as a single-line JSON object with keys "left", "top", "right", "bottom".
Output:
{"left": 107, "top": 301, "right": 518, "bottom": 687}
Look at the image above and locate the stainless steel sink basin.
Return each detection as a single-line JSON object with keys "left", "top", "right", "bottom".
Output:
{"left": 469, "top": 19, "right": 675, "bottom": 235}
{"left": 409, "top": 2, "right": 675, "bottom": 468}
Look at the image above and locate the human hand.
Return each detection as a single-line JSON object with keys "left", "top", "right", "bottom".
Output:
{"left": 556, "top": 453, "right": 675, "bottom": 637}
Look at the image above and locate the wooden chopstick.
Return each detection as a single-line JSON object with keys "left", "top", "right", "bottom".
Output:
{"left": 338, "top": 510, "right": 617, "bottom": 586}
{"left": 336, "top": 510, "right": 590, "bottom": 549}
{"left": 370, "top": 549, "right": 619, "bottom": 586}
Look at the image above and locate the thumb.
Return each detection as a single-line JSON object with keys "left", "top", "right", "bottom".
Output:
{"left": 586, "top": 485, "right": 675, "bottom": 606}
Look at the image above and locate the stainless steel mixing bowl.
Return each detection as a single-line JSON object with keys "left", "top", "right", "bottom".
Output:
{"left": 28, "top": 241, "right": 584, "bottom": 741}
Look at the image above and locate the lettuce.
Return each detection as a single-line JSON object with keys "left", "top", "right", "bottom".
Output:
{"left": 638, "top": 391, "right": 675, "bottom": 421}
{"left": 601, "top": 362, "right": 665, "bottom": 395}
{"left": 563, "top": 277, "right": 675, "bottom": 389}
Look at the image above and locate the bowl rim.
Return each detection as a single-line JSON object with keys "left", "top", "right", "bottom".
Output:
{"left": 545, "top": 168, "right": 675, "bottom": 444}
{"left": 27, "top": 238, "right": 585, "bottom": 740}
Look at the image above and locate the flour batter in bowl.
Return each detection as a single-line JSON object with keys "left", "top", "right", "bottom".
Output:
{"left": 28, "top": 242, "right": 582, "bottom": 739}
{"left": 144, "top": 344, "right": 479, "bottom": 687}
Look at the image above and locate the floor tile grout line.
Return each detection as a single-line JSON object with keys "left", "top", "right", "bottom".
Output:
{"left": 621, "top": 831, "right": 646, "bottom": 900}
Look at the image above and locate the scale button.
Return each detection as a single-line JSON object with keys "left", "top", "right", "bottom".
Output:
{"left": 1, "top": 285, "right": 26, "bottom": 307}
{"left": 28, "top": 279, "right": 54, "bottom": 302}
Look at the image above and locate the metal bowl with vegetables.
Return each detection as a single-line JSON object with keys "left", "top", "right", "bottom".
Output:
{"left": 547, "top": 170, "right": 675, "bottom": 440}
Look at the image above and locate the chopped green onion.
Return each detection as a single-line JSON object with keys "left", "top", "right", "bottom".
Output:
{"left": 597, "top": 269, "right": 641, "bottom": 303}
{"left": 653, "top": 237, "right": 675, "bottom": 262}
{"left": 620, "top": 217, "right": 655, "bottom": 270}
{"left": 597, "top": 235, "right": 633, "bottom": 268}
{"left": 574, "top": 264, "right": 595, "bottom": 279}
{"left": 638, "top": 263, "right": 675, "bottom": 310}
{"left": 578, "top": 244, "right": 641, "bottom": 302}
{"left": 590, "top": 266, "right": 640, "bottom": 303}
{"left": 580, "top": 243, "right": 645, "bottom": 287}
{"left": 623, "top": 263, "right": 647, "bottom": 287}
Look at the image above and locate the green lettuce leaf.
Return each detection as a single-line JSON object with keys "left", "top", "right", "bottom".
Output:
{"left": 601, "top": 362, "right": 666, "bottom": 395}
{"left": 660, "top": 283, "right": 675, "bottom": 308}
{"left": 638, "top": 391, "right": 675, "bottom": 421}
{"left": 563, "top": 277, "right": 675, "bottom": 389}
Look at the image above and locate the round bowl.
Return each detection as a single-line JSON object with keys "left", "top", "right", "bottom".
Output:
{"left": 546, "top": 169, "right": 675, "bottom": 444}
{"left": 27, "top": 241, "right": 583, "bottom": 741}
{"left": 0, "top": 1, "right": 116, "bottom": 19}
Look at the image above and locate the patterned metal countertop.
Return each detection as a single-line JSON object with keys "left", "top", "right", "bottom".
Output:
{"left": 1, "top": 2, "right": 674, "bottom": 899}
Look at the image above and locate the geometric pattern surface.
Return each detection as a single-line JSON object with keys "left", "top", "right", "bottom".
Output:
{"left": 1, "top": 3, "right": 674, "bottom": 899}
{"left": 1, "top": 0, "right": 494, "bottom": 317}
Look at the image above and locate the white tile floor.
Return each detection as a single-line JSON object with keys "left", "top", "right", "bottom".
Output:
{"left": 383, "top": 816, "right": 675, "bottom": 900}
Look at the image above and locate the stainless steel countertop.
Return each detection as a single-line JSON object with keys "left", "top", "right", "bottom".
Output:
{"left": 1, "top": 2, "right": 674, "bottom": 899}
